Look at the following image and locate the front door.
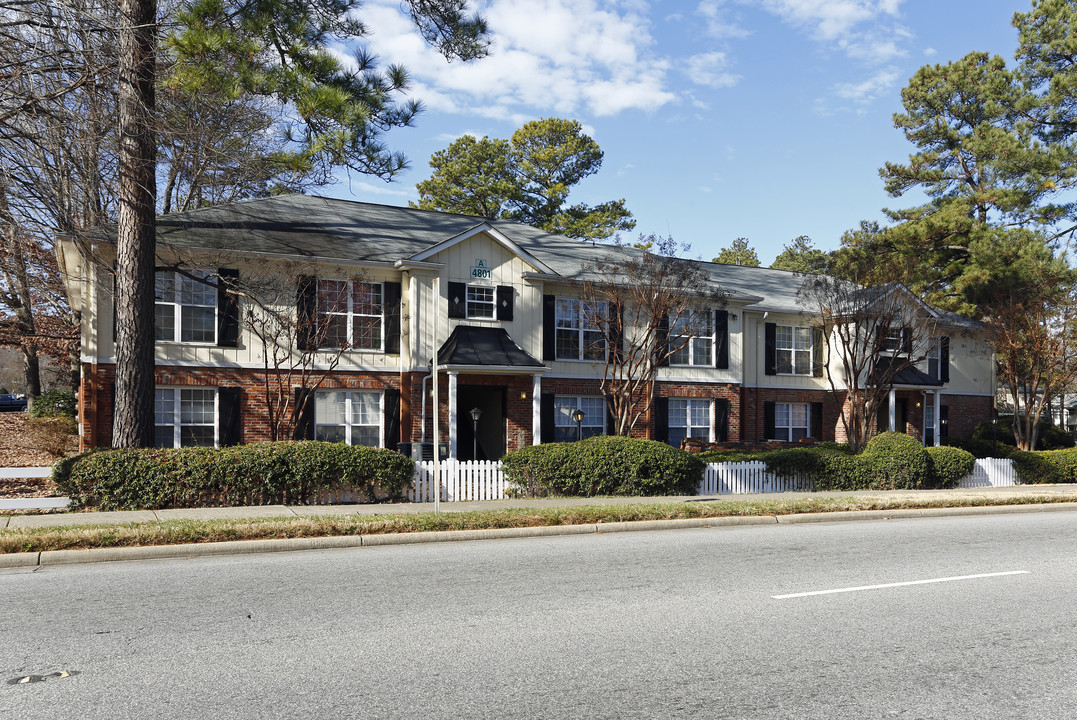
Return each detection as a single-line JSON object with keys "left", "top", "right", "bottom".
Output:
{"left": 457, "top": 385, "right": 506, "bottom": 460}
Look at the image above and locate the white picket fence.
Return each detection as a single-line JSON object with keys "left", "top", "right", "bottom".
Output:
{"left": 404, "top": 457, "right": 1021, "bottom": 501}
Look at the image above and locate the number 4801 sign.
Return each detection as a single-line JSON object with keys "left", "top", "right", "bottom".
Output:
{"left": 470, "top": 259, "right": 492, "bottom": 280}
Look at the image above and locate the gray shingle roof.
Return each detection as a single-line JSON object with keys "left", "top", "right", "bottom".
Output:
{"left": 143, "top": 194, "right": 974, "bottom": 324}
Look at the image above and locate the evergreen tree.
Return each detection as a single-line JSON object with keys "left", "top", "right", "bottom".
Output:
{"left": 712, "top": 237, "right": 760, "bottom": 266}
{"left": 413, "top": 118, "right": 635, "bottom": 240}
{"left": 770, "top": 235, "right": 829, "bottom": 274}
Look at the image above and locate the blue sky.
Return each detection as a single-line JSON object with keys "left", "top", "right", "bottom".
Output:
{"left": 325, "top": 0, "right": 1028, "bottom": 265}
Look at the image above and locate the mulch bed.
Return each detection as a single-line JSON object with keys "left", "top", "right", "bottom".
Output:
{"left": 0, "top": 412, "right": 76, "bottom": 498}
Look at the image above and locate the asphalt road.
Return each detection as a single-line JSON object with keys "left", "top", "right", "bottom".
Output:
{"left": 3, "top": 512, "right": 1077, "bottom": 719}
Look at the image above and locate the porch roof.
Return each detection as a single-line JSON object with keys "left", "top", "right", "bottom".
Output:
{"left": 436, "top": 325, "right": 545, "bottom": 370}
{"left": 873, "top": 357, "right": 943, "bottom": 387}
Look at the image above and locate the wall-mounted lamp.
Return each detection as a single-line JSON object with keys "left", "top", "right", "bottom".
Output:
{"left": 729, "top": 313, "right": 738, "bottom": 321}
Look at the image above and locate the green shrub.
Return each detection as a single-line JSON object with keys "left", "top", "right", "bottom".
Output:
{"left": 971, "top": 416, "right": 1075, "bottom": 450}
{"left": 925, "top": 446, "right": 975, "bottom": 488}
{"left": 54, "top": 441, "right": 415, "bottom": 510}
{"left": 30, "top": 388, "right": 76, "bottom": 418}
{"left": 859, "top": 432, "right": 931, "bottom": 490}
{"left": 502, "top": 436, "right": 703, "bottom": 498}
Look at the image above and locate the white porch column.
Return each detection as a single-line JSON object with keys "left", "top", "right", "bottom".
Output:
{"left": 888, "top": 388, "right": 897, "bottom": 432}
{"left": 532, "top": 375, "right": 542, "bottom": 445}
{"left": 934, "top": 390, "right": 942, "bottom": 447}
{"left": 448, "top": 370, "right": 459, "bottom": 459}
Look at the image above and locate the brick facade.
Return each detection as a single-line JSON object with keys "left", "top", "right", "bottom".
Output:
{"left": 81, "top": 362, "right": 993, "bottom": 454}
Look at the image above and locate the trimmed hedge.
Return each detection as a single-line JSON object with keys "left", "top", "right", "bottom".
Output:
{"left": 925, "top": 446, "right": 975, "bottom": 488}
{"left": 502, "top": 436, "right": 704, "bottom": 498}
{"left": 54, "top": 441, "right": 415, "bottom": 510}
{"left": 30, "top": 388, "right": 76, "bottom": 418}
{"left": 971, "top": 416, "right": 1075, "bottom": 450}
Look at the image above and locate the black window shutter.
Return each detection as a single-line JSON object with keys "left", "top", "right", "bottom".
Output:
{"left": 216, "top": 268, "right": 240, "bottom": 348}
{"left": 763, "top": 401, "right": 776, "bottom": 440}
{"left": 940, "top": 405, "right": 950, "bottom": 440}
{"left": 496, "top": 285, "right": 514, "bottom": 321}
{"left": 654, "top": 396, "right": 669, "bottom": 443}
{"left": 606, "top": 398, "right": 616, "bottom": 436}
{"left": 542, "top": 295, "right": 556, "bottom": 362}
{"left": 611, "top": 302, "right": 624, "bottom": 362}
{"left": 540, "top": 393, "right": 555, "bottom": 443}
{"left": 218, "top": 386, "right": 242, "bottom": 446}
{"left": 901, "top": 327, "right": 912, "bottom": 355}
{"left": 714, "top": 310, "right": 729, "bottom": 369}
{"left": 764, "top": 323, "right": 777, "bottom": 376}
{"left": 296, "top": 276, "right": 317, "bottom": 351}
{"left": 812, "top": 327, "right": 824, "bottom": 377}
{"left": 656, "top": 314, "right": 670, "bottom": 366}
{"left": 811, "top": 401, "right": 823, "bottom": 440}
{"left": 384, "top": 282, "right": 402, "bottom": 354}
{"left": 715, "top": 398, "right": 730, "bottom": 442}
{"left": 941, "top": 336, "right": 950, "bottom": 382}
{"left": 448, "top": 282, "right": 466, "bottom": 319}
{"left": 293, "top": 387, "right": 314, "bottom": 440}
{"left": 383, "top": 388, "right": 401, "bottom": 450}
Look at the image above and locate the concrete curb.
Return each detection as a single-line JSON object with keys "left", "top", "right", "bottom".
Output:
{"left": 3, "top": 502, "right": 1076, "bottom": 568}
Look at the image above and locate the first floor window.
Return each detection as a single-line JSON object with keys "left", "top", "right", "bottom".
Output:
{"left": 774, "top": 403, "right": 810, "bottom": 442}
{"left": 669, "top": 398, "right": 711, "bottom": 448}
{"left": 554, "top": 396, "right": 605, "bottom": 441}
{"left": 155, "top": 388, "right": 216, "bottom": 448}
{"left": 466, "top": 285, "right": 495, "bottom": 318}
{"left": 155, "top": 270, "right": 216, "bottom": 343}
{"left": 314, "top": 390, "right": 381, "bottom": 446}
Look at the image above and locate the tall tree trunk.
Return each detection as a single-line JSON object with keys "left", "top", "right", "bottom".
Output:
{"left": 112, "top": 0, "right": 157, "bottom": 448}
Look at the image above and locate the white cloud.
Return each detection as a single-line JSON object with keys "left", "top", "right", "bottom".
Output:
{"left": 684, "top": 51, "right": 741, "bottom": 88}
{"left": 923, "top": 47, "right": 937, "bottom": 57}
{"left": 354, "top": 0, "right": 678, "bottom": 119}
{"left": 832, "top": 68, "right": 899, "bottom": 103}
{"left": 758, "top": 0, "right": 903, "bottom": 41}
{"left": 695, "top": 0, "right": 753, "bottom": 39}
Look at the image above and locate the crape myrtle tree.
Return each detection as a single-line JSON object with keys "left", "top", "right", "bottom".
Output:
{"left": 956, "top": 228, "right": 1077, "bottom": 450}
{"left": 798, "top": 273, "right": 941, "bottom": 453}
{"left": 109, "top": 0, "right": 490, "bottom": 447}
{"left": 577, "top": 234, "right": 726, "bottom": 437}
{"left": 413, "top": 118, "right": 635, "bottom": 241}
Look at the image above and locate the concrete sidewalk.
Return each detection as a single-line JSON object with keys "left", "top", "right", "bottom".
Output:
{"left": 5, "top": 484, "right": 1077, "bottom": 530}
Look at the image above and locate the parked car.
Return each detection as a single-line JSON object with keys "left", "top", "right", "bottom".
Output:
{"left": 0, "top": 393, "right": 28, "bottom": 412}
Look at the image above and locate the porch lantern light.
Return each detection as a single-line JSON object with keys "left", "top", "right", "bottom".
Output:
{"left": 571, "top": 408, "right": 586, "bottom": 442}
{"left": 469, "top": 407, "right": 483, "bottom": 460}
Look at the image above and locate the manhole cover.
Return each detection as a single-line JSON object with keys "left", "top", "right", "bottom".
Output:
{"left": 6, "top": 670, "right": 79, "bottom": 685}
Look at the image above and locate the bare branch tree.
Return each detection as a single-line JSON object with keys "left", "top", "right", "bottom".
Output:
{"left": 578, "top": 234, "right": 726, "bottom": 436}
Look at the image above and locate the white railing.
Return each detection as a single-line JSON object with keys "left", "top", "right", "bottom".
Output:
{"left": 404, "top": 457, "right": 1022, "bottom": 501}
{"left": 0, "top": 466, "right": 52, "bottom": 480}
{"left": 409, "top": 460, "right": 508, "bottom": 502}
{"left": 956, "top": 458, "right": 1018, "bottom": 488}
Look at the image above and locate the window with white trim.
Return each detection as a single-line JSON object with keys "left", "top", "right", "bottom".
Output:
{"left": 155, "top": 271, "right": 216, "bottom": 343}
{"left": 774, "top": 402, "right": 810, "bottom": 442}
{"left": 927, "top": 340, "right": 941, "bottom": 379}
{"left": 776, "top": 325, "right": 812, "bottom": 375}
{"left": 669, "top": 310, "right": 714, "bottom": 366}
{"left": 555, "top": 298, "right": 607, "bottom": 361}
{"left": 466, "top": 285, "right": 495, "bottom": 319}
{"left": 668, "top": 398, "right": 711, "bottom": 448}
{"left": 554, "top": 396, "right": 605, "bottom": 442}
{"left": 317, "top": 279, "right": 383, "bottom": 350}
{"left": 924, "top": 404, "right": 935, "bottom": 445}
{"left": 314, "top": 390, "right": 382, "bottom": 446}
{"left": 155, "top": 387, "right": 216, "bottom": 448}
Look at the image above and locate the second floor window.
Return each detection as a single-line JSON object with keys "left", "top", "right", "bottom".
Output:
{"left": 318, "top": 279, "right": 383, "bottom": 350}
{"left": 467, "top": 286, "right": 495, "bottom": 318}
{"left": 776, "top": 325, "right": 812, "bottom": 375}
{"left": 155, "top": 271, "right": 215, "bottom": 343}
{"left": 555, "top": 298, "right": 607, "bottom": 361}
{"left": 669, "top": 310, "right": 714, "bottom": 366}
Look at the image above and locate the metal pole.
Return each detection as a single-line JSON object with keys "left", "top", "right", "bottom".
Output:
{"left": 432, "top": 277, "right": 440, "bottom": 514}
